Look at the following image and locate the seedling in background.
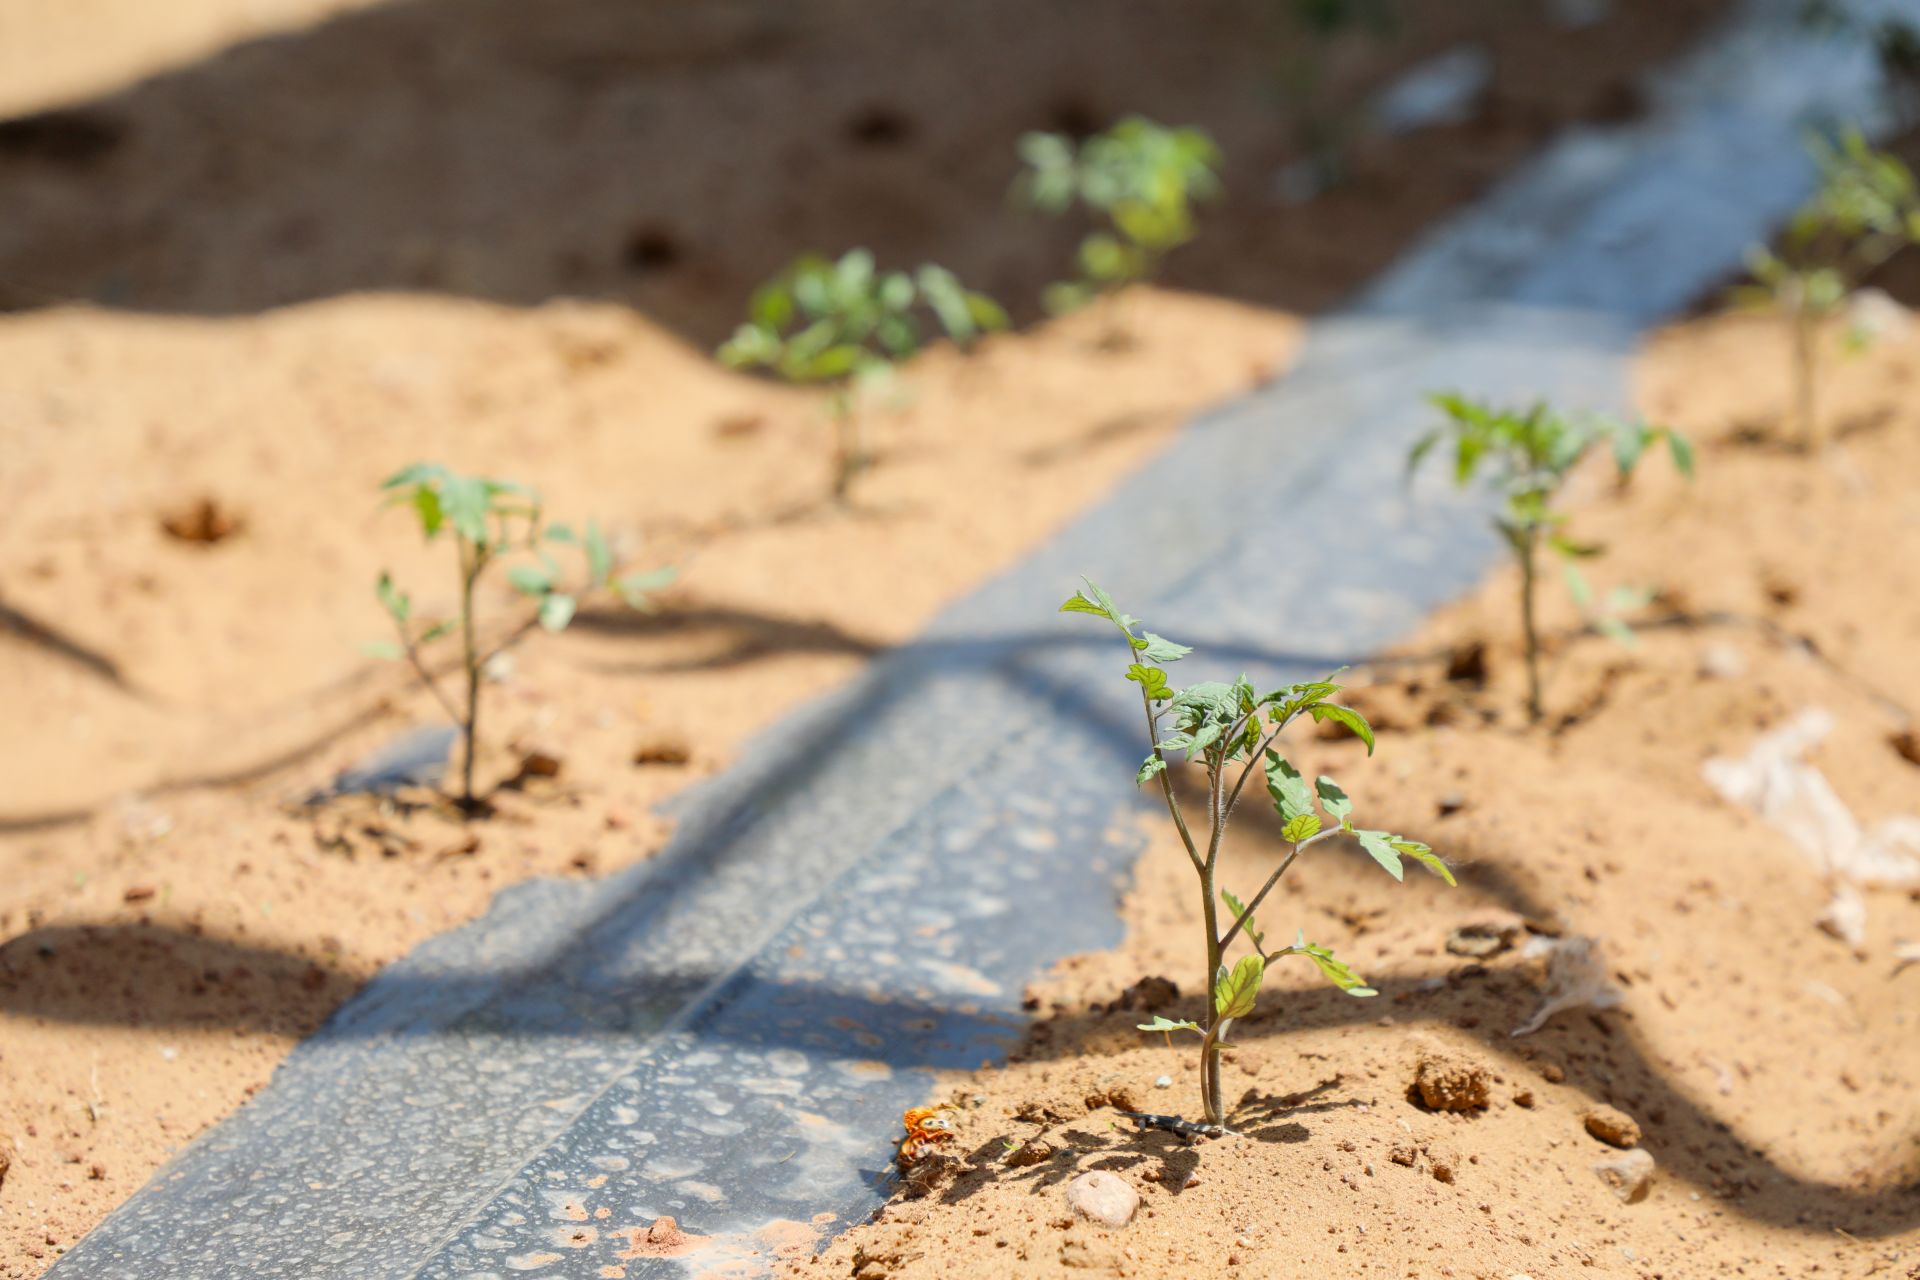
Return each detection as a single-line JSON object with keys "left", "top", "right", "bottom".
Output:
{"left": 1016, "top": 117, "right": 1222, "bottom": 330}
{"left": 1271, "top": 0, "right": 1401, "bottom": 199}
{"left": 718, "top": 249, "right": 1006, "bottom": 505}
{"left": 1734, "top": 129, "right": 1920, "bottom": 450}
{"left": 372, "top": 463, "right": 672, "bottom": 812}
{"left": 1409, "top": 395, "right": 1693, "bottom": 724}
{"left": 1062, "top": 579, "right": 1453, "bottom": 1129}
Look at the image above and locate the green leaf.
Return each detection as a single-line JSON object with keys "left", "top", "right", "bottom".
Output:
{"left": 543, "top": 522, "right": 577, "bottom": 545}
{"left": 1213, "top": 953, "right": 1264, "bottom": 1020}
{"left": 1136, "top": 755, "right": 1168, "bottom": 786}
{"left": 376, "top": 572, "right": 411, "bottom": 623}
{"left": 508, "top": 564, "right": 555, "bottom": 597}
{"left": 1221, "top": 888, "right": 1264, "bottom": 950}
{"left": 362, "top": 640, "right": 402, "bottom": 661}
{"left": 1308, "top": 702, "right": 1375, "bottom": 754}
{"left": 1135, "top": 632, "right": 1191, "bottom": 664}
{"left": 1289, "top": 935, "right": 1377, "bottom": 997}
{"left": 411, "top": 485, "right": 445, "bottom": 539}
{"left": 584, "top": 520, "right": 613, "bottom": 586}
{"left": 1137, "top": 1015, "right": 1202, "bottom": 1036}
{"left": 1391, "top": 837, "right": 1457, "bottom": 886}
{"left": 419, "top": 619, "right": 456, "bottom": 644}
{"left": 1265, "top": 753, "right": 1313, "bottom": 823}
{"left": 1281, "top": 812, "right": 1323, "bottom": 843}
{"left": 1355, "top": 829, "right": 1405, "bottom": 881}
{"left": 1126, "top": 664, "right": 1174, "bottom": 701}
{"left": 1667, "top": 430, "right": 1695, "bottom": 478}
{"left": 538, "top": 593, "right": 577, "bottom": 633}
{"left": 615, "top": 566, "right": 676, "bottom": 610}
{"left": 1315, "top": 775, "right": 1352, "bottom": 820}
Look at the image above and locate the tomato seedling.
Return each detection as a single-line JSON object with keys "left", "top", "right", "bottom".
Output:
{"left": 1062, "top": 579, "right": 1453, "bottom": 1129}
{"left": 372, "top": 463, "right": 672, "bottom": 812}
{"left": 718, "top": 249, "right": 1006, "bottom": 505}
{"left": 1734, "top": 129, "right": 1920, "bottom": 449}
{"left": 1016, "top": 117, "right": 1222, "bottom": 330}
{"left": 1409, "top": 396, "right": 1692, "bottom": 724}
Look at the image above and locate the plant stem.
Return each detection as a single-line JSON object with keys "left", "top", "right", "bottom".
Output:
{"left": 1520, "top": 528, "right": 1543, "bottom": 725}
{"left": 1199, "top": 851, "right": 1225, "bottom": 1127}
{"left": 830, "top": 393, "right": 863, "bottom": 506}
{"left": 1791, "top": 303, "right": 1820, "bottom": 451}
{"left": 458, "top": 543, "right": 483, "bottom": 812}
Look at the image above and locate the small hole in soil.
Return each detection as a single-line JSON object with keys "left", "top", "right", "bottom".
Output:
{"left": 624, "top": 225, "right": 682, "bottom": 272}
{"left": 1891, "top": 730, "right": 1920, "bottom": 770}
{"left": 844, "top": 104, "right": 914, "bottom": 148}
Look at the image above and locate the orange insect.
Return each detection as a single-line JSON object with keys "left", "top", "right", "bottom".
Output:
{"left": 895, "top": 1103, "right": 959, "bottom": 1170}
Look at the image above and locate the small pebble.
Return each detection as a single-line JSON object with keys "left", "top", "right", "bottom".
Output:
{"left": 1154, "top": 1075, "right": 1172, "bottom": 1089}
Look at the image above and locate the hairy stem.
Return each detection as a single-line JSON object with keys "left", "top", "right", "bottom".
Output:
{"left": 1199, "top": 851, "right": 1225, "bottom": 1126}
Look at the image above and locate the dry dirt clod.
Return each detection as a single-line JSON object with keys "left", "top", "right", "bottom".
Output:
{"left": 160, "top": 495, "right": 244, "bottom": 545}
{"left": 1004, "top": 1138, "right": 1053, "bottom": 1168}
{"left": 1115, "top": 974, "right": 1179, "bottom": 1011}
{"left": 632, "top": 737, "right": 692, "bottom": 766}
{"left": 121, "top": 884, "right": 156, "bottom": 903}
{"left": 1411, "top": 1040, "right": 1492, "bottom": 1112}
{"left": 1583, "top": 1104, "right": 1642, "bottom": 1148}
{"left": 1592, "top": 1147, "right": 1656, "bottom": 1203}
{"left": 1065, "top": 1170, "right": 1139, "bottom": 1227}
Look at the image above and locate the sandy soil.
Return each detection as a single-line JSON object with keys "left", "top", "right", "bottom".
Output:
{"left": 0, "top": 0, "right": 1730, "bottom": 1274}
{"left": 795, "top": 315, "right": 1920, "bottom": 1279}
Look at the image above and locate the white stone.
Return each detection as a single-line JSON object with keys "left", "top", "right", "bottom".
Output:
{"left": 1065, "top": 1170, "right": 1140, "bottom": 1228}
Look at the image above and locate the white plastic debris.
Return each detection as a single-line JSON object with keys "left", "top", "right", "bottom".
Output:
{"left": 1511, "top": 935, "right": 1620, "bottom": 1036}
{"left": 1702, "top": 708, "right": 1920, "bottom": 949}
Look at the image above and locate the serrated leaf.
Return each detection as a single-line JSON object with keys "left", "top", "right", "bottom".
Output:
{"left": 1307, "top": 702, "right": 1375, "bottom": 754}
{"left": 1293, "top": 938, "right": 1377, "bottom": 997}
{"left": 1315, "top": 775, "right": 1352, "bottom": 819}
{"left": 1126, "top": 664, "right": 1173, "bottom": 701}
{"left": 1213, "top": 953, "right": 1264, "bottom": 1020}
{"left": 1391, "top": 837, "right": 1457, "bottom": 886}
{"left": 1136, "top": 755, "right": 1168, "bottom": 786}
{"left": 1221, "top": 888, "right": 1264, "bottom": 950}
{"left": 1264, "top": 752, "right": 1313, "bottom": 823}
{"left": 1136, "top": 632, "right": 1191, "bottom": 664}
{"left": 1136, "top": 1015, "right": 1202, "bottom": 1035}
{"left": 538, "top": 593, "right": 577, "bottom": 633}
{"left": 1355, "top": 829, "right": 1405, "bottom": 881}
{"left": 1282, "top": 812, "right": 1322, "bottom": 843}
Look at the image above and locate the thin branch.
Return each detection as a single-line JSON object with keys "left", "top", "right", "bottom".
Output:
{"left": 1142, "top": 685, "right": 1203, "bottom": 874}
{"left": 393, "top": 621, "right": 465, "bottom": 728}
{"left": 1217, "top": 826, "right": 1342, "bottom": 952}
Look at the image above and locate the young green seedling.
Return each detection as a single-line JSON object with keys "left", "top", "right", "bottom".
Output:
{"left": 1734, "top": 129, "right": 1920, "bottom": 449}
{"left": 1409, "top": 395, "right": 1693, "bottom": 724}
{"left": 372, "top": 463, "right": 672, "bottom": 812}
{"left": 1062, "top": 579, "right": 1453, "bottom": 1129}
{"left": 1016, "top": 117, "right": 1222, "bottom": 330}
{"left": 718, "top": 249, "right": 1006, "bottom": 505}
